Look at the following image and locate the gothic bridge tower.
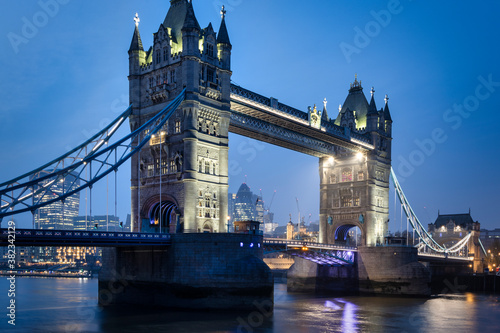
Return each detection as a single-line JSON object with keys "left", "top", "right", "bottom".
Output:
{"left": 319, "top": 77, "right": 393, "bottom": 246}
{"left": 128, "top": 1, "right": 232, "bottom": 233}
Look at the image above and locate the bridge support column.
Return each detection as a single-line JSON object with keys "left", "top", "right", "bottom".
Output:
{"left": 98, "top": 233, "right": 273, "bottom": 310}
{"left": 357, "top": 246, "right": 431, "bottom": 296}
{"left": 287, "top": 257, "right": 359, "bottom": 294}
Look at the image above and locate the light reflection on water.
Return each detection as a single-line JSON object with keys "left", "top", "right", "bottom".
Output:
{"left": 0, "top": 277, "right": 499, "bottom": 332}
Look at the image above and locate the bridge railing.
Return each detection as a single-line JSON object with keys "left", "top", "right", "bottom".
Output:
{"left": 230, "top": 84, "right": 374, "bottom": 148}
{"left": 263, "top": 238, "right": 357, "bottom": 251}
{"left": 0, "top": 228, "right": 171, "bottom": 247}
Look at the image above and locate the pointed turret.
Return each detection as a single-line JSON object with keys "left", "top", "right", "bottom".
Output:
{"left": 367, "top": 87, "right": 379, "bottom": 132}
{"left": 383, "top": 94, "right": 392, "bottom": 136}
{"left": 181, "top": 0, "right": 201, "bottom": 56}
{"left": 368, "top": 87, "right": 378, "bottom": 115}
{"left": 217, "top": 5, "right": 232, "bottom": 71}
{"left": 129, "top": 13, "right": 144, "bottom": 53}
{"left": 217, "top": 6, "right": 231, "bottom": 46}
{"left": 182, "top": 0, "right": 201, "bottom": 31}
{"left": 334, "top": 74, "right": 370, "bottom": 129}
{"left": 321, "top": 98, "right": 329, "bottom": 122}
{"left": 383, "top": 94, "right": 392, "bottom": 122}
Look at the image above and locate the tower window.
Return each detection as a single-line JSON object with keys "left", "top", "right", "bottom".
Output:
{"left": 156, "top": 51, "right": 161, "bottom": 64}
{"left": 207, "top": 44, "right": 214, "bottom": 57}
{"left": 341, "top": 197, "right": 353, "bottom": 207}
{"left": 205, "top": 161, "right": 210, "bottom": 174}
{"left": 175, "top": 120, "right": 181, "bottom": 133}
{"left": 163, "top": 48, "right": 168, "bottom": 62}
{"left": 207, "top": 68, "right": 215, "bottom": 83}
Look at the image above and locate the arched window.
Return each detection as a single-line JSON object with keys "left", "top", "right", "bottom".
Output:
{"left": 205, "top": 161, "right": 210, "bottom": 173}
{"left": 199, "top": 160, "right": 203, "bottom": 173}
{"left": 205, "top": 196, "right": 210, "bottom": 208}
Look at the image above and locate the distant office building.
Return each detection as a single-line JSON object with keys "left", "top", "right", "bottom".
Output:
{"left": 73, "top": 215, "right": 121, "bottom": 231}
{"left": 4, "top": 246, "right": 99, "bottom": 266}
{"left": 228, "top": 183, "right": 262, "bottom": 225}
{"left": 254, "top": 195, "right": 264, "bottom": 223}
{"left": 32, "top": 170, "right": 80, "bottom": 230}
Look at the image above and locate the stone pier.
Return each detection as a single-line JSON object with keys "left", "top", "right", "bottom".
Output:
{"left": 357, "top": 246, "right": 431, "bottom": 296}
{"left": 287, "top": 257, "right": 359, "bottom": 294}
{"left": 99, "top": 233, "right": 274, "bottom": 311}
{"left": 286, "top": 246, "right": 431, "bottom": 297}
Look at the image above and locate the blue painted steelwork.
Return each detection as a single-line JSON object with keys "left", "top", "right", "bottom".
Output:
{"left": 0, "top": 228, "right": 171, "bottom": 247}
{"left": 391, "top": 167, "right": 473, "bottom": 258}
{"left": 0, "top": 106, "right": 133, "bottom": 189}
{"left": 263, "top": 239, "right": 356, "bottom": 265}
{"left": 0, "top": 89, "right": 186, "bottom": 220}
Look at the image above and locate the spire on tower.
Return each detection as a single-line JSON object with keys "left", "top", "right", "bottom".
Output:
{"left": 349, "top": 73, "right": 362, "bottom": 92}
{"left": 182, "top": 0, "right": 200, "bottom": 31}
{"left": 383, "top": 94, "right": 392, "bottom": 122}
{"left": 217, "top": 5, "right": 231, "bottom": 45}
{"left": 129, "top": 13, "right": 144, "bottom": 53}
{"left": 221, "top": 5, "right": 227, "bottom": 19}
{"left": 321, "top": 98, "right": 329, "bottom": 121}
{"left": 368, "top": 87, "right": 378, "bottom": 115}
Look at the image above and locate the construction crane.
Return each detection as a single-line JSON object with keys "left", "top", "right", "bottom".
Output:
{"left": 267, "top": 190, "right": 276, "bottom": 212}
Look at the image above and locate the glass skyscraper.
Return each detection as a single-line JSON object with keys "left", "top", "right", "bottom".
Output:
{"left": 32, "top": 170, "right": 80, "bottom": 230}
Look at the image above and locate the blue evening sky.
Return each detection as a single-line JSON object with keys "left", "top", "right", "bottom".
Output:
{"left": 0, "top": 0, "right": 499, "bottom": 231}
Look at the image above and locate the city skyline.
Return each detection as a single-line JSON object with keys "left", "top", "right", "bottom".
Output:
{"left": 0, "top": 1, "right": 499, "bottom": 231}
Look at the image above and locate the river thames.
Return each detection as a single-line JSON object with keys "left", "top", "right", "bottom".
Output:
{"left": 1, "top": 277, "right": 500, "bottom": 332}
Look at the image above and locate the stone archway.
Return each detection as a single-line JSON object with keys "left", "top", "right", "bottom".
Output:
{"left": 202, "top": 221, "right": 213, "bottom": 233}
{"left": 334, "top": 223, "right": 363, "bottom": 247}
{"left": 140, "top": 194, "right": 180, "bottom": 233}
{"left": 148, "top": 201, "right": 178, "bottom": 233}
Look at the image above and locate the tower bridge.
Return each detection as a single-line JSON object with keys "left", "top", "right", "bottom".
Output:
{"left": 0, "top": 0, "right": 483, "bottom": 308}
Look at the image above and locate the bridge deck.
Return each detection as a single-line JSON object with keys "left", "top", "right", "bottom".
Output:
{"left": 0, "top": 228, "right": 171, "bottom": 247}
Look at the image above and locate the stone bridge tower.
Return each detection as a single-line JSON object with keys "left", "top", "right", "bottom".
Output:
{"left": 319, "top": 78, "right": 392, "bottom": 246}
{"left": 128, "top": 1, "right": 232, "bottom": 233}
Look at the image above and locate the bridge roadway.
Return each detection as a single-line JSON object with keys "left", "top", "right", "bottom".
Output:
{"left": 0, "top": 229, "right": 472, "bottom": 263}
{"left": 0, "top": 228, "right": 171, "bottom": 247}
{"left": 229, "top": 84, "right": 374, "bottom": 157}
